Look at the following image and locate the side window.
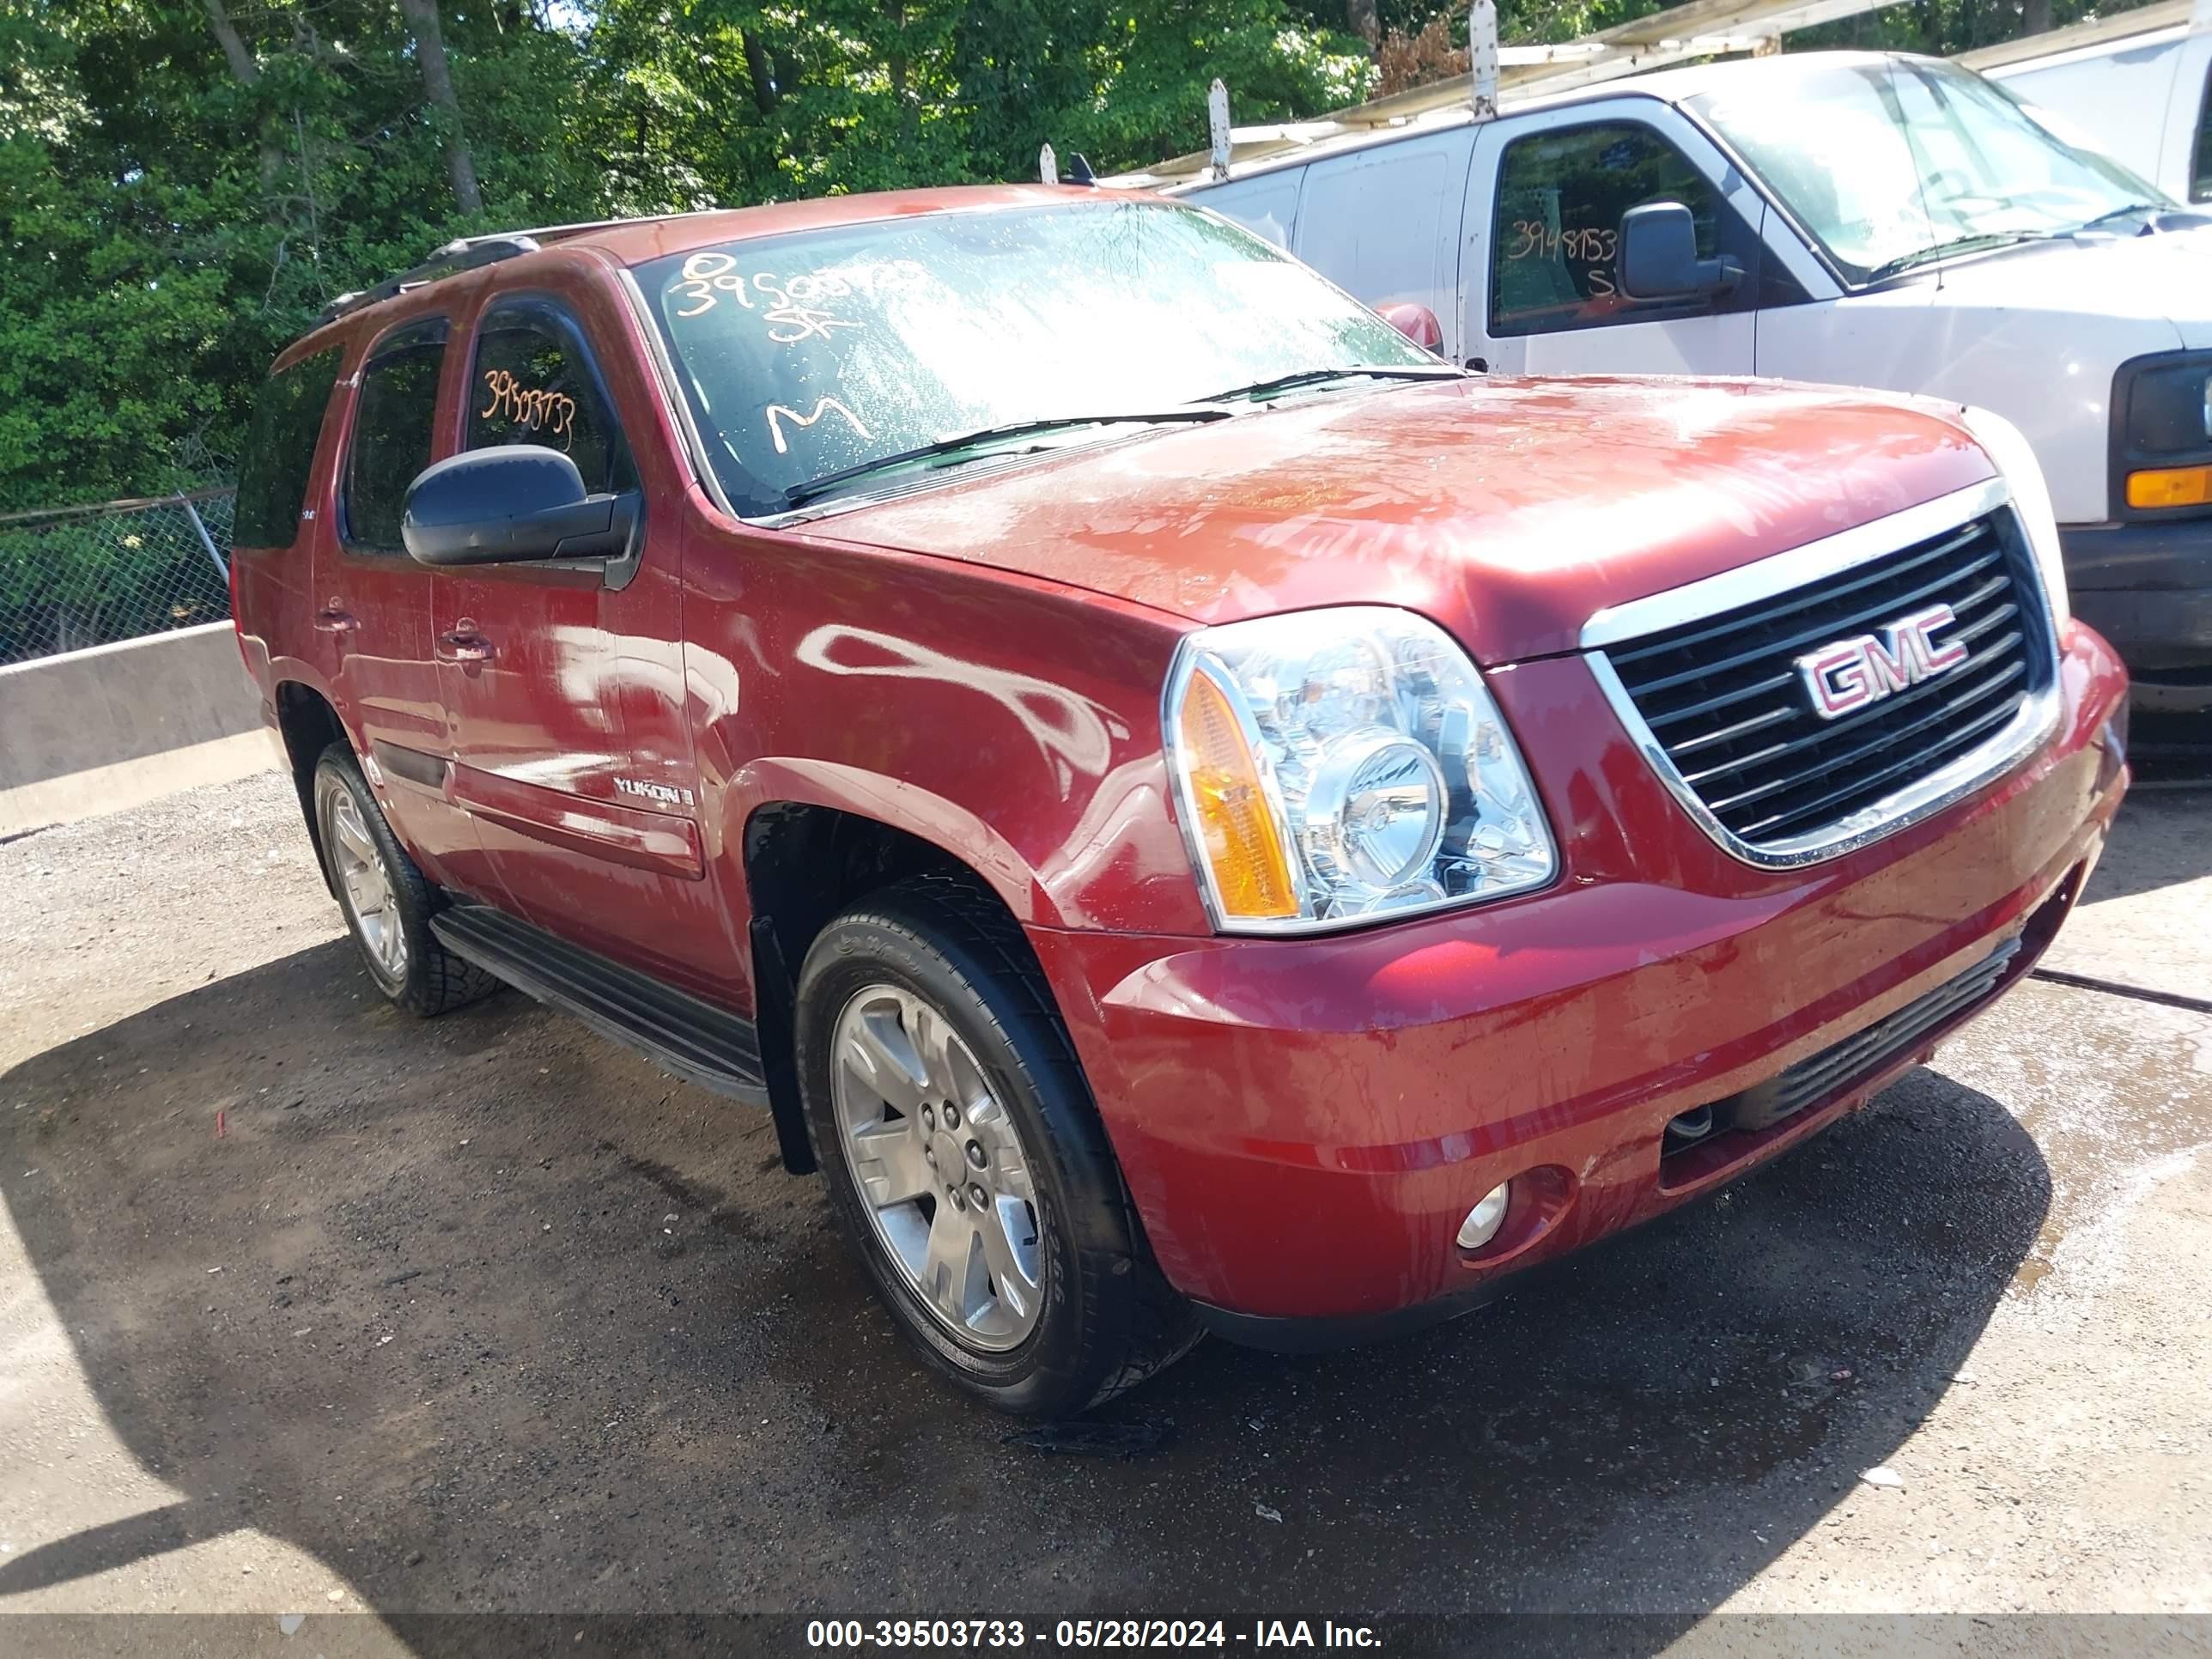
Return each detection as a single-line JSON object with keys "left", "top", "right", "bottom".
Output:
{"left": 343, "top": 320, "right": 447, "bottom": 552}
{"left": 1490, "top": 121, "right": 1753, "bottom": 337}
{"left": 466, "top": 304, "right": 633, "bottom": 495}
{"left": 234, "top": 347, "right": 342, "bottom": 550}
{"left": 2193, "top": 64, "right": 2210, "bottom": 204}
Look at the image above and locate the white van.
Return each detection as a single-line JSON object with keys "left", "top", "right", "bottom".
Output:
{"left": 1970, "top": 0, "right": 2209, "bottom": 208}
{"left": 1184, "top": 51, "right": 2212, "bottom": 710}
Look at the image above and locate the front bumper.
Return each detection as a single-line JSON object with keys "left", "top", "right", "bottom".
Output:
{"left": 1029, "top": 623, "right": 2130, "bottom": 1340}
{"left": 2061, "top": 518, "right": 2212, "bottom": 710}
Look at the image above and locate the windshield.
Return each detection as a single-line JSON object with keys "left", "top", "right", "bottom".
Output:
{"left": 634, "top": 199, "right": 1434, "bottom": 515}
{"left": 1691, "top": 58, "right": 2172, "bottom": 285}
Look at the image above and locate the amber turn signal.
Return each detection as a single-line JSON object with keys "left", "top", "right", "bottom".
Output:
{"left": 1176, "top": 668, "right": 1298, "bottom": 921}
{"left": 2125, "top": 465, "right": 2212, "bottom": 510}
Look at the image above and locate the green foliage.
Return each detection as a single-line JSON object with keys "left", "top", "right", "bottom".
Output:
{"left": 0, "top": 0, "right": 2166, "bottom": 513}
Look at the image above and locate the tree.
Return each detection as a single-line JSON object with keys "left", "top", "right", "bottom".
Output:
{"left": 2, "top": 0, "right": 2158, "bottom": 515}
{"left": 397, "top": 0, "right": 483, "bottom": 216}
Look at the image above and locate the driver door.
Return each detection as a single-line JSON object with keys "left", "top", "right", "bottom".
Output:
{"left": 431, "top": 283, "right": 739, "bottom": 1000}
{"left": 1467, "top": 103, "right": 1777, "bottom": 376}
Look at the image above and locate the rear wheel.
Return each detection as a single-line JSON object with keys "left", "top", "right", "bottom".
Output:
{"left": 796, "top": 875, "right": 1197, "bottom": 1417}
{"left": 312, "top": 744, "right": 497, "bottom": 1018}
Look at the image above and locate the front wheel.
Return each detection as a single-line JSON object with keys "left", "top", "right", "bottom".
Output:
{"left": 796, "top": 875, "right": 1196, "bottom": 1417}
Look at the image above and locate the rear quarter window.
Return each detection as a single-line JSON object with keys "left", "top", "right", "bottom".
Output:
{"left": 233, "top": 347, "right": 342, "bottom": 550}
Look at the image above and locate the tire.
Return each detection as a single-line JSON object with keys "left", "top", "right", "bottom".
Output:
{"left": 796, "top": 874, "right": 1198, "bottom": 1418}
{"left": 311, "top": 743, "right": 498, "bottom": 1018}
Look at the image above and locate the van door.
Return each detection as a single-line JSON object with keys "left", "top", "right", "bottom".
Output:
{"left": 2175, "top": 33, "right": 2212, "bottom": 204}
{"left": 432, "top": 285, "right": 738, "bottom": 1000}
{"left": 1466, "top": 102, "right": 1773, "bottom": 376}
{"left": 1290, "top": 128, "right": 1477, "bottom": 360}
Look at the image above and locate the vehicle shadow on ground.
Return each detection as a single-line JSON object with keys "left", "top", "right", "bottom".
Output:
{"left": 0, "top": 937, "right": 2050, "bottom": 1636}
{"left": 2079, "top": 788, "right": 2212, "bottom": 905}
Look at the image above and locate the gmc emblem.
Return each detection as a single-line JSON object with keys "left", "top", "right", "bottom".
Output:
{"left": 1795, "top": 603, "right": 1969, "bottom": 720}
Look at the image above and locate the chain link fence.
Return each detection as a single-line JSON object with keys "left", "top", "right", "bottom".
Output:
{"left": 0, "top": 490, "right": 235, "bottom": 668}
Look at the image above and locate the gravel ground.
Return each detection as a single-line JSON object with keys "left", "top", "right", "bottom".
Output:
{"left": 0, "top": 770, "right": 2207, "bottom": 1652}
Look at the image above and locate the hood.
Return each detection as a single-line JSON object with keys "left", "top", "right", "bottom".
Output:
{"left": 817, "top": 375, "right": 1996, "bottom": 663}
{"left": 1923, "top": 222, "right": 2212, "bottom": 352}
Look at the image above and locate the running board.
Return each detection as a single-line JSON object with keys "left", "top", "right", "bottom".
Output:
{"left": 430, "top": 904, "right": 769, "bottom": 1106}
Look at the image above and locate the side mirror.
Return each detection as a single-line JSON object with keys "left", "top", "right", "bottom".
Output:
{"left": 401, "top": 446, "right": 638, "bottom": 568}
{"left": 1378, "top": 302, "right": 1444, "bottom": 351}
{"left": 1618, "top": 203, "right": 1743, "bottom": 303}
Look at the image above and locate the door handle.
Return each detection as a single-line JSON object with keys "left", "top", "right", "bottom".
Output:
{"left": 435, "top": 629, "right": 495, "bottom": 665}
{"left": 313, "top": 605, "right": 359, "bottom": 634}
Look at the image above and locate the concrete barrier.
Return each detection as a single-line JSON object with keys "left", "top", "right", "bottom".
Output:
{"left": 1, "top": 623, "right": 272, "bottom": 835}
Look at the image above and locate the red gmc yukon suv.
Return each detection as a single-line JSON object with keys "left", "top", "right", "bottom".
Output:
{"left": 229, "top": 185, "right": 2129, "bottom": 1417}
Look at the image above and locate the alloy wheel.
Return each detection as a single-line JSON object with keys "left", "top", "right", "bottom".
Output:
{"left": 329, "top": 790, "right": 408, "bottom": 981}
{"left": 830, "top": 983, "right": 1044, "bottom": 1351}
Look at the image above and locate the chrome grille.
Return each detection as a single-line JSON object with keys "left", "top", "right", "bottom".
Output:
{"left": 1596, "top": 506, "right": 2055, "bottom": 856}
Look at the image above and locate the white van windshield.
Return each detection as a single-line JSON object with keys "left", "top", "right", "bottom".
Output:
{"left": 1692, "top": 58, "right": 2171, "bottom": 285}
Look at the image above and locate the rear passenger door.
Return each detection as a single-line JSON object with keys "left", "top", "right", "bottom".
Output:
{"left": 432, "top": 289, "right": 734, "bottom": 997}
{"left": 313, "top": 313, "right": 492, "bottom": 895}
{"left": 1291, "top": 129, "right": 1477, "bottom": 361}
{"left": 1468, "top": 103, "right": 1771, "bottom": 376}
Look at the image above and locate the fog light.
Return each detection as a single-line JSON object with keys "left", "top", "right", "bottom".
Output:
{"left": 1455, "top": 1182, "right": 1511, "bottom": 1250}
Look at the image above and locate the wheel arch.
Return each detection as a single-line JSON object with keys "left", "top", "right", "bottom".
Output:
{"left": 273, "top": 679, "right": 349, "bottom": 893}
{"left": 738, "top": 787, "right": 1054, "bottom": 1178}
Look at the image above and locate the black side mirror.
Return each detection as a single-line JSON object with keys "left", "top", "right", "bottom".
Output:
{"left": 401, "top": 446, "right": 638, "bottom": 568}
{"left": 1618, "top": 202, "right": 1744, "bottom": 303}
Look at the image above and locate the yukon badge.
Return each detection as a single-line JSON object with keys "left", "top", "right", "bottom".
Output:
{"left": 614, "top": 775, "right": 696, "bottom": 808}
{"left": 1794, "top": 603, "right": 1969, "bottom": 721}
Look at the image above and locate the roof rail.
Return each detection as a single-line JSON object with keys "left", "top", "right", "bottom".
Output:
{"left": 313, "top": 234, "right": 541, "bottom": 327}
{"left": 443, "top": 206, "right": 732, "bottom": 252}
{"left": 311, "top": 206, "right": 734, "bottom": 328}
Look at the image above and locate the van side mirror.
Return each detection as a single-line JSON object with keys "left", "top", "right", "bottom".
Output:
{"left": 402, "top": 446, "right": 638, "bottom": 567}
{"left": 1619, "top": 203, "right": 1743, "bottom": 303}
{"left": 1378, "top": 302, "right": 1444, "bottom": 350}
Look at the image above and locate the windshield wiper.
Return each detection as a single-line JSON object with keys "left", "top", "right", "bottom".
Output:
{"left": 781, "top": 410, "right": 1232, "bottom": 508}
{"left": 1867, "top": 230, "right": 2049, "bottom": 281}
{"left": 1196, "top": 364, "right": 1466, "bottom": 404}
{"left": 2072, "top": 201, "right": 2165, "bottom": 236}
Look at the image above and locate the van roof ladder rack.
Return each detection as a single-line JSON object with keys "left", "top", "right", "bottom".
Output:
{"left": 1957, "top": 0, "right": 2201, "bottom": 75}
{"left": 1104, "top": 0, "right": 1912, "bottom": 190}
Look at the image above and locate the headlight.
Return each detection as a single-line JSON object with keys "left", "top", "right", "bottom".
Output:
{"left": 2112, "top": 353, "right": 2212, "bottom": 514}
{"left": 1958, "top": 404, "right": 2069, "bottom": 628}
{"left": 2123, "top": 357, "right": 2212, "bottom": 450}
{"left": 1164, "top": 606, "right": 1557, "bottom": 934}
